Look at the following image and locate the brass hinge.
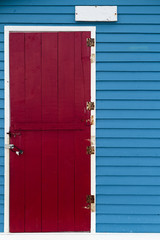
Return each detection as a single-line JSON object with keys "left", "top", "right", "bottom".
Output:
{"left": 84, "top": 195, "right": 95, "bottom": 212}
{"left": 86, "top": 102, "right": 95, "bottom": 111}
{"left": 86, "top": 115, "right": 94, "bottom": 126}
{"left": 86, "top": 38, "right": 95, "bottom": 47}
{"left": 86, "top": 195, "right": 95, "bottom": 204}
{"left": 86, "top": 146, "right": 95, "bottom": 155}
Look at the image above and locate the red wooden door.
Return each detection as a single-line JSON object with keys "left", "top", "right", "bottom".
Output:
{"left": 9, "top": 32, "right": 91, "bottom": 232}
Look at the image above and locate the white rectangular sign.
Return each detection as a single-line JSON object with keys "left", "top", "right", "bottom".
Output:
{"left": 75, "top": 6, "right": 117, "bottom": 22}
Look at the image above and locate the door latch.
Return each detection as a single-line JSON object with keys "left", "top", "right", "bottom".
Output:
{"left": 7, "top": 131, "right": 21, "bottom": 138}
{"left": 5, "top": 144, "right": 23, "bottom": 156}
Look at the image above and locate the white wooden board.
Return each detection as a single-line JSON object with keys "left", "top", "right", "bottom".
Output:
{"left": 75, "top": 6, "right": 117, "bottom": 22}
{"left": 1, "top": 233, "right": 160, "bottom": 240}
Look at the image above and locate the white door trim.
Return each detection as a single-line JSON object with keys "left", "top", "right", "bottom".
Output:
{"left": 1, "top": 233, "right": 160, "bottom": 240}
{"left": 4, "top": 26, "right": 96, "bottom": 234}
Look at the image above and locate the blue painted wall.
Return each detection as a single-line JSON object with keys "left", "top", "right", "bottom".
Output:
{"left": 0, "top": 0, "right": 160, "bottom": 233}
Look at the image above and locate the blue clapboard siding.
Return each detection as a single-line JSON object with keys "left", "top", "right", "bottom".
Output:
{"left": 0, "top": 0, "right": 160, "bottom": 233}
{"left": 0, "top": 0, "right": 160, "bottom": 6}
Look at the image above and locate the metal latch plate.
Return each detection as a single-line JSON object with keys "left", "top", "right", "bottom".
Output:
{"left": 5, "top": 144, "right": 14, "bottom": 149}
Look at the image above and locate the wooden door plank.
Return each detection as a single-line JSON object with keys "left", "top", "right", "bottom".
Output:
{"left": 9, "top": 33, "right": 25, "bottom": 232}
{"left": 41, "top": 33, "right": 58, "bottom": 123}
{"left": 25, "top": 33, "right": 42, "bottom": 122}
{"left": 82, "top": 32, "right": 91, "bottom": 104}
{"left": 82, "top": 31, "right": 91, "bottom": 231}
{"left": 58, "top": 32, "right": 75, "bottom": 231}
{"left": 41, "top": 33, "right": 58, "bottom": 232}
{"left": 10, "top": 33, "right": 25, "bottom": 125}
{"left": 24, "top": 33, "right": 42, "bottom": 232}
{"left": 74, "top": 32, "right": 91, "bottom": 231}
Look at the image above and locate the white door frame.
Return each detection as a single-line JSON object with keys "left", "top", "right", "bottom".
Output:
{"left": 4, "top": 26, "right": 96, "bottom": 234}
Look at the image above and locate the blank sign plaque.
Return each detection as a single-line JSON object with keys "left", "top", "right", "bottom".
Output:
{"left": 75, "top": 6, "right": 117, "bottom": 22}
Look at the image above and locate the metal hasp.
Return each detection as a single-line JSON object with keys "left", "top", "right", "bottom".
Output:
{"left": 86, "top": 146, "right": 95, "bottom": 155}
{"left": 86, "top": 101, "right": 95, "bottom": 110}
{"left": 5, "top": 144, "right": 23, "bottom": 156}
{"left": 86, "top": 38, "right": 95, "bottom": 47}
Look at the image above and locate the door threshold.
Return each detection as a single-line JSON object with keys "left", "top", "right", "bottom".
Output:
{"left": 1, "top": 233, "right": 160, "bottom": 240}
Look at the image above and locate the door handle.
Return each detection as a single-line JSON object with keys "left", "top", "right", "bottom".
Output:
{"left": 5, "top": 144, "right": 24, "bottom": 156}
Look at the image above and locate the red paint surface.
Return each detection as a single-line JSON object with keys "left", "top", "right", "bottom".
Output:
{"left": 25, "top": 33, "right": 42, "bottom": 232}
{"left": 41, "top": 33, "right": 58, "bottom": 232}
{"left": 9, "top": 33, "right": 25, "bottom": 233}
{"left": 9, "top": 32, "right": 91, "bottom": 232}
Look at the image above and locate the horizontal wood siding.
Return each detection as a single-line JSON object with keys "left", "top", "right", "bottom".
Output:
{"left": 1, "top": 0, "right": 160, "bottom": 233}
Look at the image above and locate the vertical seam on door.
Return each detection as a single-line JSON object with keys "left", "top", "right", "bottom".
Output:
{"left": 73, "top": 32, "right": 75, "bottom": 231}
{"left": 40, "top": 33, "right": 42, "bottom": 232}
{"left": 24, "top": 33, "right": 26, "bottom": 232}
{"left": 57, "top": 32, "right": 59, "bottom": 232}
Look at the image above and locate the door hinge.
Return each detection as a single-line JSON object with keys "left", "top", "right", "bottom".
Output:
{"left": 86, "top": 38, "right": 95, "bottom": 47}
{"left": 84, "top": 195, "right": 95, "bottom": 211}
{"left": 86, "top": 102, "right": 95, "bottom": 111}
{"left": 86, "top": 115, "right": 94, "bottom": 126}
{"left": 86, "top": 195, "right": 95, "bottom": 204}
{"left": 86, "top": 146, "right": 95, "bottom": 155}
{"left": 91, "top": 53, "right": 95, "bottom": 63}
